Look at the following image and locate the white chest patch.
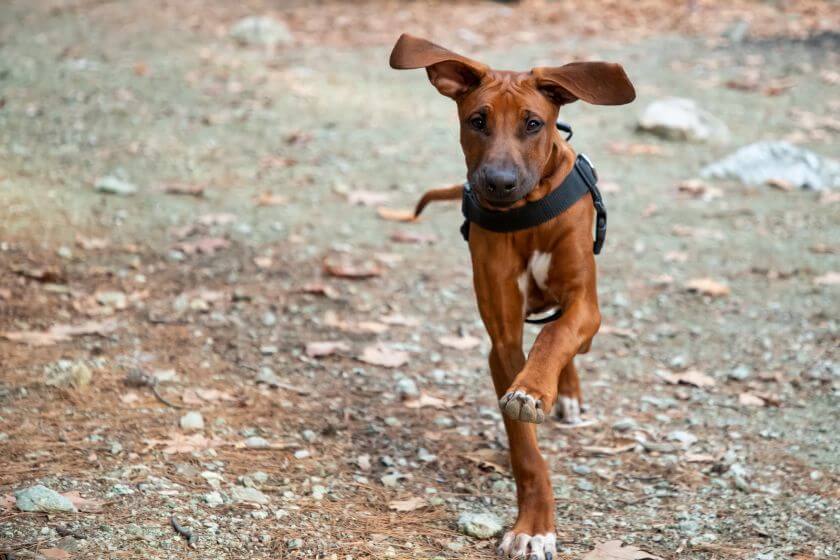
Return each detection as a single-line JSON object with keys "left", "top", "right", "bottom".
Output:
{"left": 517, "top": 251, "right": 552, "bottom": 300}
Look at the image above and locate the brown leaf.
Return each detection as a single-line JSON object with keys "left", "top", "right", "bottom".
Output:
{"left": 305, "top": 341, "right": 350, "bottom": 358}
{"left": 684, "top": 277, "right": 730, "bottom": 297}
{"left": 143, "top": 432, "right": 222, "bottom": 454}
{"left": 438, "top": 334, "right": 481, "bottom": 350}
{"left": 403, "top": 392, "right": 457, "bottom": 409}
{"left": 676, "top": 179, "right": 722, "bottom": 200}
{"left": 582, "top": 540, "right": 663, "bottom": 560}
{"left": 323, "top": 257, "right": 382, "bottom": 279}
{"left": 1, "top": 319, "right": 118, "bottom": 346}
{"left": 599, "top": 325, "right": 635, "bottom": 339}
{"left": 163, "top": 182, "right": 205, "bottom": 197}
{"left": 377, "top": 207, "right": 417, "bottom": 222}
{"left": 182, "top": 388, "right": 236, "bottom": 404}
{"left": 299, "top": 282, "right": 339, "bottom": 299}
{"left": 39, "top": 549, "right": 71, "bottom": 560}
{"left": 358, "top": 344, "right": 409, "bottom": 368}
{"left": 608, "top": 142, "right": 665, "bottom": 156}
{"left": 388, "top": 496, "right": 428, "bottom": 512}
{"left": 463, "top": 449, "right": 510, "bottom": 475}
{"left": 255, "top": 192, "right": 288, "bottom": 206}
{"left": 581, "top": 438, "right": 637, "bottom": 456}
{"left": 179, "top": 237, "right": 230, "bottom": 255}
{"left": 814, "top": 271, "right": 840, "bottom": 286}
{"left": 324, "top": 312, "right": 388, "bottom": 334}
{"left": 61, "top": 491, "right": 105, "bottom": 513}
{"left": 684, "top": 453, "right": 716, "bottom": 463}
{"left": 347, "top": 190, "right": 391, "bottom": 206}
{"left": 663, "top": 369, "right": 716, "bottom": 388}
{"left": 75, "top": 235, "right": 109, "bottom": 250}
{"left": 738, "top": 392, "right": 766, "bottom": 407}
{"left": 765, "top": 178, "right": 795, "bottom": 192}
{"left": 379, "top": 313, "right": 420, "bottom": 327}
{"left": 390, "top": 229, "right": 437, "bottom": 244}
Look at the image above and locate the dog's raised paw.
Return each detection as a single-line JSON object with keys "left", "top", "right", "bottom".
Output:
{"left": 499, "top": 390, "right": 545, "bottom": 424}
{"left": 497, "top": 531, "right": 556, "bottom": 559}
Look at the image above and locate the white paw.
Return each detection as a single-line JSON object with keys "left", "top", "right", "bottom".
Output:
{"left": 556, "top": 396, "right": 581, "bottom": 424}
{"left": 497, "top": 531, "right": 556, "bottom": 559}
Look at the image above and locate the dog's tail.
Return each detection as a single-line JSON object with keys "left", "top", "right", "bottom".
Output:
{"left": 414, "top": 183, "right": 463, "bottom": 218}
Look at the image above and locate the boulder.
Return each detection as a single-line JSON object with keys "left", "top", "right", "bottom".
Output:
{"left": 701, "top": 141, "right": 840, "bottom": 191}
{"left": 638, "top": 97, "right": 730, "bottom": 143}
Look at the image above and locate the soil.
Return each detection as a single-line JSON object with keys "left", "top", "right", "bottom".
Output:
{"left": 1, "top": 1, "right": 838, "bottom": 559}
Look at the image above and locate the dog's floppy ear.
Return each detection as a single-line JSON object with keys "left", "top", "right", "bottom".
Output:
{"left": 532, "top": 62, "right": 636, "bottom": 106}
{"left": 390, "top": 33, "right": 488, "bottom": 99}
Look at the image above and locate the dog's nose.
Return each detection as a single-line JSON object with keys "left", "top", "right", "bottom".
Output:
{"left": 484, "top": 168, "right": 518, "bottom": 193}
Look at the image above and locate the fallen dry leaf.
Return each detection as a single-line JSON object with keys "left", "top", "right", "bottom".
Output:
{"left": 38, "top": 549, "right": 71, "bottom": 560}
{"left": 1, "top": 319, "right": 118, "bottom": 346}
{"left": 347, "top": 190, "right": 390, "bottom": 206}
{"left": 325, "top": 311, "right": 389, "bottom": 335}
{"left": 379, "top": 313, "right": 420, "bottom": 327}
{"left": 582, "top": 438, "right": 637, "bottom": 456}
{"left": 120, "top": 392, "right": 140, "bottom": 404}
{"left": 11, "top": 263, "right": 64, "bottom": 283}
{"left": 608, "top": 142, "right": 666, "bottom": 156}
{"left": 182, "top": 388, "right": 236, "bottom": 405}
{"left": 299, "top": 282, "right": 339, "bottom": 299}
{"left": 323, "top": 257, "right": 382, "bottom": 280}
{"left": 463, "top": 449, "right": 510, "bottom": 475}
{"left": 255, "top": 191, "right": 288, "bottom": 206}
{"left": 684, "top": 453, "right": 717, "bottom": 463}
{"left": 663, "top": 369, "right": 716, "bottom": 388}
{"left": 676, "top": 179, "right": 722, "bottom": 200}
{"left": 144, "top": 432, "right": 222, "bottom": 454}
{"left": 358, "top": 344, "right": 409, "bottom": 368}
{"left": 403, "top": 392, "right": 457, "bottom": 409}
{"left": 197, "top": 212, "right": 236, "bottom": 226}
{"left": 813, "top": 271, "right": 839, "bottom": 286}
{"left": 685, "top": 277, "right": 730, "bottom": 297}
{"left": 582, "top": 540, "right": 663, "bottom": 560}
{"left": 62, "top": 491, "right": 105, "bottom": 513}
{"left": 163, "top": 182, "right": 205, "bottom": 197}
{"left": 253, "top": 256, "right": 273, "bottom": 269}
{"left": 377, "top": 207, "right": 416, "bottom": 222}
{"left": 438, "top": 334, "right": 481, "bottom": 350}
{"left": 599, "top": 325, "right": 635, "bottom": 339}
{"left": 75, "top": 235, "right": 109, "bottom": 250}
{"left": 390, "top": 229, "right": 437, "bottom": 244}
{"left": 176, "top": 237, "right": 230, "bottom": 255}
{"left": 388, "top": 496, "right": 428, "bottom": 512}
{"left": 739, "top": 392, "right": 766, "bottom": 407}
{"left": 765, "top": 178, "right": 795, "bottom": 192}
{"left": 306, "top": 341, "right": 350, "bottom": 358}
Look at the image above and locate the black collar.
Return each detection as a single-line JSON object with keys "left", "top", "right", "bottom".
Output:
{"left": 460, "top": 153, "right": 607, "bottom": 255}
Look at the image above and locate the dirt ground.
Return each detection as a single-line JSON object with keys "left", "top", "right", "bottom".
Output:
{"left": 1, "top": 1, "right": 838, "bottom": 559}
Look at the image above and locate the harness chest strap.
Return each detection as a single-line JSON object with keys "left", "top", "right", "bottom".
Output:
{"left": 460, "top": 153, "right": 607, "bottom": 255}
{"left": 459, "top": 153, "right": 607, "bottom": 325}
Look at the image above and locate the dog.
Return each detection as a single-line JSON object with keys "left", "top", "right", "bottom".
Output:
{"left": 389, "top": 34, "right": 635, "bottom": 559}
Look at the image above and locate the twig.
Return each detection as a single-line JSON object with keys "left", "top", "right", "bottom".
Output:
{"left": 152, "top": 384, "right": 184, "bottom": 409}
{"left": 170, "top": 515, "right": 197, "bottom": 548}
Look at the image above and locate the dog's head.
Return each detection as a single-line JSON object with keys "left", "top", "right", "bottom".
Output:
{"left": 390, "top": 34, "right": 635, "bottom": 208}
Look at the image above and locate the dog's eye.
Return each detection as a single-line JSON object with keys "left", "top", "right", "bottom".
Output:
{"left": 469, "top": 116, "right": 486, "bottom": 131}
{"left": 526, "top": 119, "right": 543, "bottom": 132}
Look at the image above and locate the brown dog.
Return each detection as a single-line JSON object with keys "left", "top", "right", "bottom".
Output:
{"left": 390, "top": 34, "right": 635, "bottom": 559}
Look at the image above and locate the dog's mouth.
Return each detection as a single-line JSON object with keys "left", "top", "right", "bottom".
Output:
{"left": 472, "top": 181, "right": 537, "bottom": 211}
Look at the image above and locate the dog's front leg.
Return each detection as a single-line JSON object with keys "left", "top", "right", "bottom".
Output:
{"left": 473, "top": 264, "right": 557, "bottom": 560}
{"left": 500, "top": 294, "right": 600, "bottom": 425}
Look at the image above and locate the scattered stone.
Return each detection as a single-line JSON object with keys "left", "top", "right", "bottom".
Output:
{"left": 700, "top": 141, "right": 840, "bottom": 191}
{"left": 261, "top": 311, "right": 277, "bottom": 327}
{"left": 457, "top": 512, "right": 503, "bottom": 539}
{"left": 611, "top": 418, "right": 638, "bottom": 432}
{"left": 572, "top": 464, "right": 592, "bottom": 476}
{"left": 180, "top": 411, "right": 204, "bottom": 431}
{"left": 417, "top": 448, "right": 437, "bottom": 463}
{"left": 294, "top": 449, "right": 310, "bottom": 459}
{"left": 230, "top": 16, "right": 293, "bottom": 47}
{"left": 395, "top": 377, "right": 419, "bottom": 398}
{"left": 728, "top": 365, "right": 751, "bottom": 381}
{"left": 45, "top": 360, "right": 92, "bottom": 389}
{"left": 286, "top": 538, "right": 303, "bottom": 550}
{"left": 14, "top": 485, "right": 77, "bottom": 513}
{"left": 251, "top": 471, "right": 269, "bottom": 484}
{"left": 577, "top": 479, "right": 595, "bottom": 491}
{"left": 230, "top": 486, "right": 269, "bottom": 505}
{"left": 244, "top": 436, "right": 270, "bottom": 449}
{"left": 204, "top": 491, "right": 224, "bottom": 507}
{"left": 95, "top": 175, "right": 137, "bottom": 196}
{"left": 256, "top": 367, "right": 281, "bottom": 387}
{"left": 260, "top": 345, "right": 278, "bottom": 355}
{"left": 637, "top": 98, "right": 730, "bottom": 143}
{"left": 95, "top": 290, "right": 127, "bottom": 310}
{"left": 311, "top": 485, "right": 327, "bottom": 500}
{"left": 667, "top": 430, "right": 698, "bottom": 448}
{"left": 301, "top": 429, "right": 317, "bottom": 443}
{"left": 109, "top": 484, "right": 134, "bottom": 496}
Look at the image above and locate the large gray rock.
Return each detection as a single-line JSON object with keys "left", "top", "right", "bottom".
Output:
{"left": 94, "top": 175, "right": 137, "bottom": 196}
{"left": 638, "top": 97, "right": 730, "bottom": 143}
{"left": 15, "top": 485, "right": 78, "bottom": 513}
{"left": 701, "top": 141, "right": 840, "bottom": 191}
{"left": 457, "top": 512, "right": 503, "bottom": 539}
{"left": 230, "top": 486, "right": 269, "bottom": 505}
{"left": 230, "top": 16, "right": 293, "bottom": 47}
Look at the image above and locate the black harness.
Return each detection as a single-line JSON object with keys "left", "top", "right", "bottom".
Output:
{"left": 459, "top": 121, "right": 607, "bottom": 324}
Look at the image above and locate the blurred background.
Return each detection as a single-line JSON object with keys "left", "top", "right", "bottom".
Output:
{"left": 1, "top": 1, "right": 838, "bottom": 559}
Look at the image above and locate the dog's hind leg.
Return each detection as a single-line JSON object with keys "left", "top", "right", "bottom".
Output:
{"left": 555, "top": 360, "right": 585, "bottom": 424}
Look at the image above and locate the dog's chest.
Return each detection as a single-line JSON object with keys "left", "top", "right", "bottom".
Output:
{"left": 517, "top": 251, "right": 553, "bottom": 301}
